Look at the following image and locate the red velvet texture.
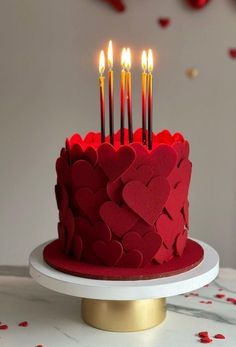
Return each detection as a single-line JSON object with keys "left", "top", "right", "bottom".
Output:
{"left": 55, "top": 128, "right": 192, "bottom": 269}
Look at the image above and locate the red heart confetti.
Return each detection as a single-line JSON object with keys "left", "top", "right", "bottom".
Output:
{"left": 93, "top": 240, "right": 123, "bottom": 266}
{"left": 123, "top": 177, "right": 170, "bottom": 225}
{"left": 198, "top": 332, "right": 209, "bottom": 338}
{"left": 102, "top": 0, "right": 125, "bottom": 12}
{"left": 117, "top": 249, "right": 143, "bottom": 268}
{"left": 215, "top": 294, "right": 225, "bottom": 299}
{"left": 229, "top": 49, "right": 236, "bottom": 59}
{"left": 214, "top": 334, "right": 225, "bottom": 339}
{"left": 0, "top": 324, "right": 8, "bottom": 330}
{"left": 18, "top": 321, "right": 28, "bottom": 327}
{"left": 100, "top": 201, "right": 138, "bottom": 237}
{"left": 158, "top": 17, "right": 171, "bottom": 28}
{"left": 187, "top": 0, "right": 210, "bottom": 9}
{"left": 98, "top": 143, "right": 136, "bottom": 182}
{"left": 227, "top": 297, "right": 236, "bottom": 304}
{"left": 199, "top": 337, "right": 213, "bottom": 344}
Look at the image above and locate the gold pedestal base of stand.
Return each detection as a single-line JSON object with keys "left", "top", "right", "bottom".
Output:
{"left": 81, "top": 298, "right": 166, "bottom": 332}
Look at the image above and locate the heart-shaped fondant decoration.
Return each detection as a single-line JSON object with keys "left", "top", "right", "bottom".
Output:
{"left": 100, "top": 201, "right": 138, "bottom": 237}
{"left": 98, "top": 143, "right": 136, "bottom": 181}
{"left": 58, "top": 209, "right": 75, "bottom": 254}
{"left": 175, "top": 229, "right": 187, "bottom": 256}
{"left": 229, "top": 49, "right": 236, "bottom": 59}
{"left": 129, "top": 218, "right": 156, "bottom": 236}
{"left": 121, "top": 164, "right": 153, "bottom": 185}
{"left": 156, "top": 213, "right": 184, "bottom": 249}
{"left": 153, "top": 243, "right": 173, "bottom": 264}
{"left": 72, "top": 234, "right": 83, "bottom": 260}
{"left": 123, "top": 177, "right": 170, "bottom": 225}
{"left": 70, "top": 144, "right": 97, "bottom": 166}
{"left": 158, "top": 17, "right": 171, "bottom": 28}
{"left": 172, "top": 141, "right": 190, "bottom": 165}
{"left": 56, "top": 156, "right": 70, "bottom": 186}
{"left": 182, "top": 200, "right": 189, "bottom": 228}
{"left": 106, "top": 179, "right": 124, "bottom": 204}
{"left": 66, "top": 133, "right": 82, "bottom": 150}
{"left": 154, "top": 130, "right": 173, "bottom": 144}
{"left": 58, "top": 222, "right": 66, "bottom": 251}
{"left": 117, "top": 249, "right": 143, "bottom": 268}
{"left": 122, "top": 231, "right": 162, "bottom": 265}
{"left": 55, "top": 184, "right": 68, "bottom": 219}
{"left": 165, "top": 182, "right": 189, "bottom": 220}
{"left": 71, "top": 160, "right": 107, "bottom": 191}
{"left": 75, "top": 217, "right": 111, "bottom": 248}
{"left": 150, "top": 144, "right": 177, "bottom": 177}
{"left": 70, "top": 143, "right": 83, "bottom": 163}
{"left": 93, "top": 240, "right": 123, "bottom": 266}
{"left": 168, "top": 158, "right": 192, "bottom": 189}
{"left": 75, "top": 188, "right": 108, "bottom": 222}
{"left": 130, "top": 143, "right": 149, "bottom": 167}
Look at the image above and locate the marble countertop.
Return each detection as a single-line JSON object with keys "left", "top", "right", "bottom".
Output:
{"left": 0, "top": 267, "right": 235, "bottom": 347}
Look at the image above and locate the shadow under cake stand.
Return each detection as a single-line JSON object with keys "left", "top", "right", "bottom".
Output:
{"left": 29, "top": 239, "right": 219, "bottom": 332}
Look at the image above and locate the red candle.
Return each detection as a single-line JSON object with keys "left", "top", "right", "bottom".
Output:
{"left": 147, "top": 49, "right": 153, "bottom": 150}
{"left": 108, "top": 40, "right": 114, "bottom": 145}
{"left": 126, "top": 48, "right": 133, "bottom": 143}
{"left": 141, "top": 50, "right": 147, "bottom": 145}
{"left": 99, "top": 50, "right": 105, "bottom": 143}
{"left": 120, "top": 48, "right": 126, "bottom": 145}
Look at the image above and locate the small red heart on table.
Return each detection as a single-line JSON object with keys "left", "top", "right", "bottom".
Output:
{"left": 129, "top": 218, "right": 156, "bottom": 236}
{"left": 98, "top": 143, "right": 136, "bottom": 182}
{"left": 106, "top": 179, "right": 124, "bottom": 204}
{"left": 175, "top": 229, "right": 187, "bottom": 256}
{"left": 229, "top": 49, "right": 236, "bottom": 59}
{"left": 71, "top": 160, "right": 107, "bottom": 191}
{"left": 100, "top": 201, "right": 138, "bottom": 237}
{"left": 117, "top": 249, "right": 143, "bottom": 268}
{"left": 0, "top": 324, "right": 8, "bottom": 330}
{"left": 58, "top": 208, "right": 75, "bottom": 254}
{"left": 168, "top": 158, "right": 192, "bottom": 188}
{"left": 55, "top": 184, "right": 68, "bottom": 219}
{"left": 123, "top": 177, "right": 170, "bottom": 225}
{"left": 158, "top": 17, "right": 171, "bottom": 28}
{"left": 172, "top": 140, "right": 190, "bottom": 165}
{"left": 153, "top": 242, "right": 173, "bottom": 264}
{"left": 122, "top": 231, "right": 162, "bottom": 265}
{"left": 150, "top": 144, "right": 177, "bottom": 177}
{"left": 121, "top": 164, "right": 153, "bottom": 185}
{"left": 103, "top": 0, "right": 126, "bottom": 12}
{"left": 18, "top": 321, "right": 28, "bottom": 327}
{"left": 56, "top": 156, "right": 70, "bottom": 186}
{"left": 187, "top": 0, "right": 210, "bottom": 9}
{"left": 75, "top": 188, "right": 108, "bottom": 222}
{"left": 93, "top": 240, "right": 123, "bottom": 266}
{"left": 72, "top": 234, "right": 83, "bottom": 260}
{"left": 156, "top": 213, "right": 184, "bottom": 249}
{"left": 75, "top": 217, "right": 111, "bottom": 247}
{"left": 165, "top": 182, "right": 189, "bottom": 220}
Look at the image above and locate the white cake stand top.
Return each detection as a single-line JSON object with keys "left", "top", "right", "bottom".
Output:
{"left": 29, "top": 239, "right": 219, "bottom": 301}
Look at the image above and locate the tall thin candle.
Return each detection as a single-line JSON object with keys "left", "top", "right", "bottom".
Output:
{"left": 99, "top": 50, "right": 105, "bottom": 143}
{"left": 126, "top": 48, "right": 133, "bottom": 143}
{"left": 120, "top": 48, "right": 126, "bottom": 145}
{"left": 147, "top": 49, "right": 153, "bottom": 150}
{"left": 108, "top": 40, "right": 114, "bottom": 145}
{"left": 141, "top": 50, "right": 147, "bottom": 145}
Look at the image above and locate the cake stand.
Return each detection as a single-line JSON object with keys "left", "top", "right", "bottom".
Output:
{"left": 29, "top": 239, "right": 219, "bottom": 332}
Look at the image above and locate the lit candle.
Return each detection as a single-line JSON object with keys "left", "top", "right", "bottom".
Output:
{"left": 141, "top": 50, "right": 147, "bottom": 145}
{"left": 120, "top": 48, "right": 126, "bottom": 145}
{"left": 147, "top": 49, "right": 153, "bottom": 150}
{"left": 99, "top": 50, "right": 105, "bottom": 143}
{"left": 108, "top": 40, "right": 114, "bottom": 145}
{"left": 125, "top": 48, "right": 133, "bottom": 143}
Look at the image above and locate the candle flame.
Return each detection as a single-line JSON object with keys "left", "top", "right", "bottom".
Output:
{"left": 141, "top": 50, "right": 147, "bottom": 72}
{"left": 99, "top": 50, "right": 105, "bottom": 75}
{"left": 108, "top": 40, "right": 113, "bottom": 69}
{"left": 121, "top": 48, "right": 127, "bottom": 69}
{"left": 125, "top": 48, "right": 131, "bottom": 71}
{"left": 147, "top": 49, "right": 153, "bottom": 73}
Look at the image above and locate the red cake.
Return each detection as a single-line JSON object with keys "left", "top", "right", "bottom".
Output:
{"left": 43, "top": 128, "right": 204, "bottom": 280}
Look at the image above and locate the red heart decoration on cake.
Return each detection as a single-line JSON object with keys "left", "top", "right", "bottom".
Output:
{"left": 117, "top": 249, "right": 143, "bottom": 268}
{"left": 93, "top": 240, "right": 123, "bottom": 266}
{"left": 106, "top": 179, "right": 124, "bottom": 204}
{"left": 172, "top": 141, "right": 190, "bottom": 165}
{"left": 168, "top": 158, "right": 192, "bottom": 188}
{"left": 129, "top": 218, "right": 155, "bottom": 236}
{"left": 55, "top": 184, "right": 68, "bottom": 219}
{"left": 70, "top": 143, "right": 83, "bottom": 163}
{"left": 75, "top": 217, "right": 111, "bottom": 247}
{"left": 123, "top": 177, "right": 170, "bottom": 225}
{"left": 58, "top": 209, "right": 75, "bottom": 254}
{"left": 153, "top": 243, "right": 173, "bottom": 264}
{"left": 100, "top": 201, "right": 138, "bottom": 237}
{"left": 183, "top": 200, "right": 189, "bottom": 227}
{"left": 75, "top": 188, "right": 108, "bottom": 222}
{"left": 71, "top": 160, "right": 107, "bottom": 191}
{"left": 175, "top": 229, "right": 187, "bottom": 256}
{"left": 70, "top": 144, "right": 97, "bottom": 166}
{"left": 122, "top": 231, "right": 162, "bottom": 265}
{"left": 130, "top": 143, "right": 149, "bottom": 167}
{"left": 98, "top": 143, "right": 136, "bottom": 181}
{"left": 58, "top": 222, "right": 66, "bottom": 251}
{"left": 165, "top": 182, "right": 189, "bottom": 220}
{"left": 150, "top": 144, "right": 177, "bottom": 177}
{"left": 154, "top": 130, "right": 173, "bottom": 144}
{"left": 121, "top": 164, "right": 153, "bottom": 185}
{"left": 229, "top": 49, "right": 236, "bottom": 59}
{"left": 72, "top": 234, "right": 83, "bottom": 260}
{"left": 158, "top": 17, "right": 171, "bottom": 28}
{"left": 156, "top": 213, "right": 184, "bottom": 249}
{"left": 56, "top": 156, "right": 70, "bottom": 186}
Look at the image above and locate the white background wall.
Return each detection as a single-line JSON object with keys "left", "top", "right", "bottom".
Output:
{"left": 0, "top": 0, "right": 236, "bottom": 266}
